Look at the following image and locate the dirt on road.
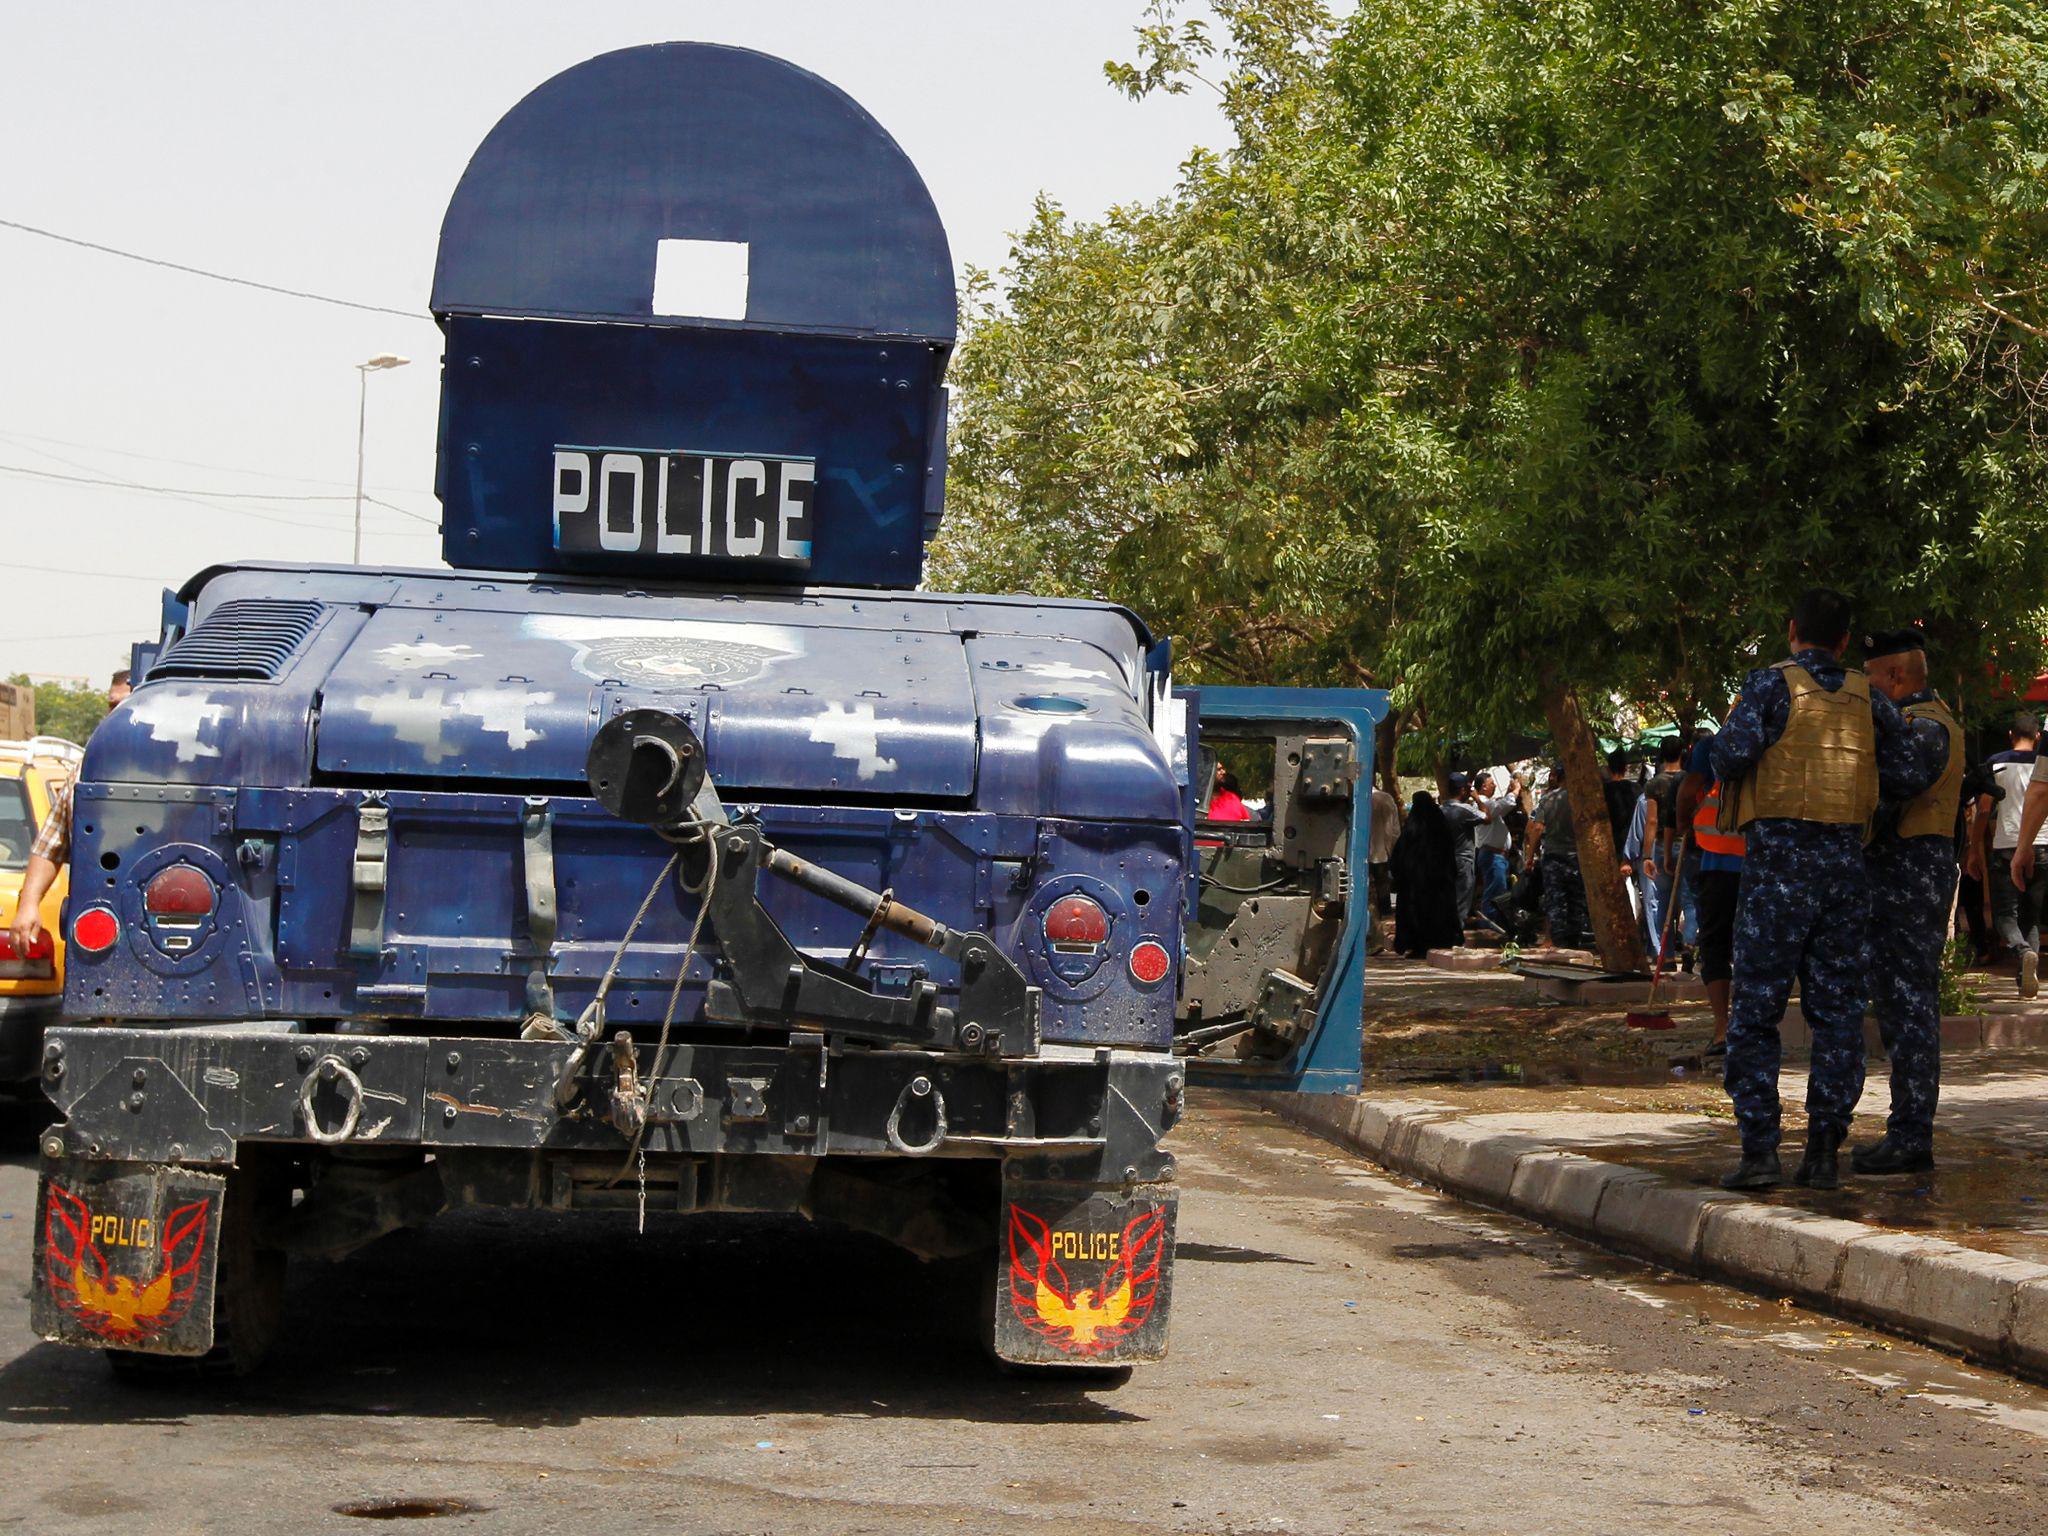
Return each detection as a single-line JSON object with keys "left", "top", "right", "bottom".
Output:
{"left": 1, "top": 1100, "right": 2045, "bottom": 1534}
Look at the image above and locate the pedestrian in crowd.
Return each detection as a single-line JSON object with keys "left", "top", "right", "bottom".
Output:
{"left": 1604, "top": 748, "right": 1644, "bottom": 927}
{"left": 1956, "top": 759, "right": 1999, "bottom": 964}
{"left": 1969, "top": 715, "right": 2047, "bottom": 998}
{"left": 1676, "top": 720, "right": 1744, "bottom": 1052}
{"left": 1854, "top": 628, "right": 1963, "bottom": 1175}
{"left": 8, "top": 672, "right": 128, "bottom": 955}
{"left": 1500, "top": 769, "right": 1533, "bottom": 867}
{"left": 1495, "top": 857, "right": 1545, "bottom": 945}
{"left": 1623, "top": 785, "right": 1654, "bottom": 952}
{"left": 1711, "top": 588, "right": 1939, "bottom": 1192}
{"left": 2010, "top": 752, "right": 2048, "bottom": 932}
{"left": 1675, "top": 728, "right": 1715, "bottom": 958}
{"left": 1390, "top": 790, "right": 1461, "bottom": 958}
{"left": 1439, "top": 772, "right": 1494, "bottom": 933}
{"left": 1636, "top": 739, "right": 1686, "bottom": 959}
{"left": 1368, "top": 780, "right": 1401, "bottom": 923}
{"left": 8, "top": 782, "right": 72, "bottom": 958}
{"left": 1603, "top": 748, "right": 1640, "bottom": 854}
{"left": 1524, "top": 765, "right": 1590, "bottom": 950}
{"left": 1471, "top": 770, "right": 1513, "bottom": 930}
{"left": 1208, "top": 763, "right": 1252, "bottom": 822}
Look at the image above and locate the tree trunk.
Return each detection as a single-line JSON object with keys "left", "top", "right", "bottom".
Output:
{"left": 1539, "top": 675, "right": 1648, "bottom": 974}
{"left": 1377, "top": 709, "right": 1404, "bottom": 797}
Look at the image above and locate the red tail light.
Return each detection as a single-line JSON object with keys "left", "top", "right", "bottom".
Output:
{"left": 145, "top": 865, "right": 216, "bottom": 916}
{"left": 72, "top": 908, "right": 120, "bottom": 953}
{"left": 1129, "top": 940, "right": 1172, "bottom": 987}
{"left": 1043, "top": 894, "right": 1109, "bottom": 950}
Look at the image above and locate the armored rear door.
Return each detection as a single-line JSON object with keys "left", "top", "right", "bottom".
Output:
{"left": 1176, "top": 686, "right": 1389, "bottom": 1093}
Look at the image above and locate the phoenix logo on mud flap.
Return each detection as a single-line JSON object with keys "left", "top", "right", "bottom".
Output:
{"left": 42, "top": 1183, "right": 211, "bottom": 1343}
{"left": 1007, "top": 1205, "right": 1167, "bottom": 1355}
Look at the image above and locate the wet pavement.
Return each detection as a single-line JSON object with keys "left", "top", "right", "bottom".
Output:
{"left": 7, "top": 1099, "right": 2048, "bottom": 1532}
{"left": 1274, "top": 1130, "right": 2048, "bottom": 1446}
{"left": 1352, "top": 955, "right": 2048, "bottom": 1266}
{"left": 1577, "top": 1055, "right": 2048, "bottom": 1263}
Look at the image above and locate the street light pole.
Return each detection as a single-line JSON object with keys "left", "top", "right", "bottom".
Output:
{"left": 352, "top": 353, "right": 410, "bottom": 563}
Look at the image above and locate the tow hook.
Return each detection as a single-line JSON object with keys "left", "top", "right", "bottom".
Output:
{"left": 607, "top": 1030, "right": 646, "bottom": 1138}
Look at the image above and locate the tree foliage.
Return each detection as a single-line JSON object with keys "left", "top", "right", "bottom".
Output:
{"left": 6, "top": 673, "right": 106, "bottom": 746}
{"left": 930, "top": 0, "right": 2048, "bottom": 734}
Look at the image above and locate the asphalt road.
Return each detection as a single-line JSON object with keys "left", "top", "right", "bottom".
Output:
{"left": 4, "top": 1097, "right": 2048, "bottom": 1535}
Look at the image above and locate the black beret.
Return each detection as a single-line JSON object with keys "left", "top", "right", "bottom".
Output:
{"left": 1861, "top": 626, "right": 1928, "bottom": 660}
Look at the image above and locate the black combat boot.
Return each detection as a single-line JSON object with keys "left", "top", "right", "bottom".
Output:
{"left": 1792, "top": 1126, "right": 1843, "bottom": 1190}
{"left": 1849, "top": 1136, "right": 1935, "bottom": 1175}
{"left": 1720, "top": 1148, "right": 1782, "bottom": 1190}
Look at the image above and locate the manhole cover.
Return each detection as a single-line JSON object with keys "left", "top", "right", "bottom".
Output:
{"left": 333, "top": 1497, "right": 489, "bottom": 1520}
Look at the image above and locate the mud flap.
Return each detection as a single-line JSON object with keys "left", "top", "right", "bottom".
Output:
{"left": 31, "top": 1164, "right": 226, "bottom": 1356}
{"left": 995, "top": 1166, "right": 1178, "bottom": 1366}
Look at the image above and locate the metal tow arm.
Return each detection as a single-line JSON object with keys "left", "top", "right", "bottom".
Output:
{"left": 521, "top": 796, "right": 559, "bottom": 1023}
{"left": 347, "top": 793, "right": 390, "bottom": 958}
{"left": 584, "top": 709, "right": 1040, "bottom": 1057}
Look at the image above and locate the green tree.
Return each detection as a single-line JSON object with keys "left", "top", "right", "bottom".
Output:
{"left": 937, "top": 0, "right": 2048, "bottom": 969}
{"left": 7, "top": 673, "right": 107, "bottom": 746}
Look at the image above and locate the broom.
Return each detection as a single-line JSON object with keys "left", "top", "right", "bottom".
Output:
{"left": 1625, "top": 829, "right": 1690, "bottom": 1031}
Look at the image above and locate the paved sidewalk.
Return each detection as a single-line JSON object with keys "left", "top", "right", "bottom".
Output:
{"left": 1338, "top": 1055, "right": 2048, "bottom": 1263}
{"left": 1267, "top": 960, "right": 2048, "bottom": 1379}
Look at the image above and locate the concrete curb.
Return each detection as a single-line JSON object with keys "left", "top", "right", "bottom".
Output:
{"left": 1258, "top": 1091, "right": 2048, "bottom": 1378}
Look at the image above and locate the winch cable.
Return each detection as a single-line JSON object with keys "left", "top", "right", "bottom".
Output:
{"left": 549, "top": 849, "right": 679, "bottom": 1112}
{"left": 1199, "top": 872, "right": 1292, "bottom": 895}
{"left": 583, "top": 850, "right": 681, "bottom": 1021}
{"left": 606, "top": 815, "right": 721, "bottom": 1210}
{"left": 1197, "top": 841, "right": 1293, "bottom": 896}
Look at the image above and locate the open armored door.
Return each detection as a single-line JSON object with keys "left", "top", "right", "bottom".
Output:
{"left": 1175, "top": 685, "right": 1390, "bottom": 1093}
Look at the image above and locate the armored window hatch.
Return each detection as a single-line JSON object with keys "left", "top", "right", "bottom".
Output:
{"left": 147, "top": 598, "right": 326, "bottom": 683}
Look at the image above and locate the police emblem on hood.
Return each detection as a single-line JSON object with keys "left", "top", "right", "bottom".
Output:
{"left": 523, "top": 615, "right": 805, "bottom": 689}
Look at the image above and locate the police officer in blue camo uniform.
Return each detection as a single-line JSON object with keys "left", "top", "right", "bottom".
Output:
{"left": 1854, "top": 627, "right": 1962, "bottom": 1175}
{"left": 1711, "top": 589, "right": 1939, "bottom": 1192}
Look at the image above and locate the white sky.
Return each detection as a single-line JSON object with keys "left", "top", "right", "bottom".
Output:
{"left": 0, "top": 2, "right": 1223, "bottom": 685}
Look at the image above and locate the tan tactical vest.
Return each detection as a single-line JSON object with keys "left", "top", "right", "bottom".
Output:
{"left": 1733, "top": 662, "right": 1879, "bottom": 828}
{"left": 1895, "top": 696, "right": 1964, "bottom": 840}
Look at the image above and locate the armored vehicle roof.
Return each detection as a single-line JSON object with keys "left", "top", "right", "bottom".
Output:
{"left": 98, "top": 565, "right": 1179, "bottom": 823}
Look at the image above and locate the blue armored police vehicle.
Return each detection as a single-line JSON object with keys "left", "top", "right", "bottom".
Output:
{"left": 32, "top": 44, "right": 1384, "bottom": 1376}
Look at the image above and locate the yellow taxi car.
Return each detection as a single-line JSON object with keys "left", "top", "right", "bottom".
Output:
{"left": 0, "top": 737, "right": 81, "bottom": 1089}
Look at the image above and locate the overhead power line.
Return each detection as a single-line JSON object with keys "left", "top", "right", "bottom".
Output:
{"left": 0, "top": 436, "right": 433, "bottom": 536}
{"left": 1, "top": 461, "right": 436, "bottom": 525}
{"left": 0, "top": 426, "right": 438, "bottom": 499}
{"left": 0, "top": 461, "right": 356, "bottom": 500}
{"left": 0, "top": 459, "right": 434, "bottom": 535}
{"left": 363, "top": 494, "right": 439, "bottom": 527}
{"left": 0, "top": 433, "right": 440, "bottom": 524}
{"left": 3, "top": 561, "right": 165, "bottom": 585}
{"left": 0, "top": 628, "right": 145, "bottom": 645}
{"left": 0, "top": 216, "right": 426, "bottom": 321}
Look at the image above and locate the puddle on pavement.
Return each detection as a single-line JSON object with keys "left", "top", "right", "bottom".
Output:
{"left": 1585, "top": 1129, "right": 2048, "bottom": 1264}
{"left": 333, "top": 1497, "right": 490, "bottom": 1520}
{"left": 1270, "top": 1141, "right": 2048, "bottom": 1442}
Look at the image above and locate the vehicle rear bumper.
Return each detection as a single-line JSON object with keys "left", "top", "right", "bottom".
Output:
{"left": 38, "top": 1025, "right": 1184, "bottom": 1177}
{"left": 0, "top": 995, "right": 61, "bottom": 1084}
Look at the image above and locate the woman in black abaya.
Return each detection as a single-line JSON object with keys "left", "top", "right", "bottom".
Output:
{"left": 1390, "top": 791, "right": 1462, "bottom": 958}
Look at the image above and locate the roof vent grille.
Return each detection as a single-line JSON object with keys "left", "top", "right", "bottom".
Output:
{"left": 147, "top": 598, "right": 326, "bottom": 683}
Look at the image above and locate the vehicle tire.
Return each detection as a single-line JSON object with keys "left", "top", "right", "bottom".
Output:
{"left": 105, "top": 1165, "right": 287, "bottom": 1383}
{"left": 976, "top": 1265, "right": 1131, "bottom": 1389}
{"left": 994, "top": 1358, "right": 1134, "bottom": 1388}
